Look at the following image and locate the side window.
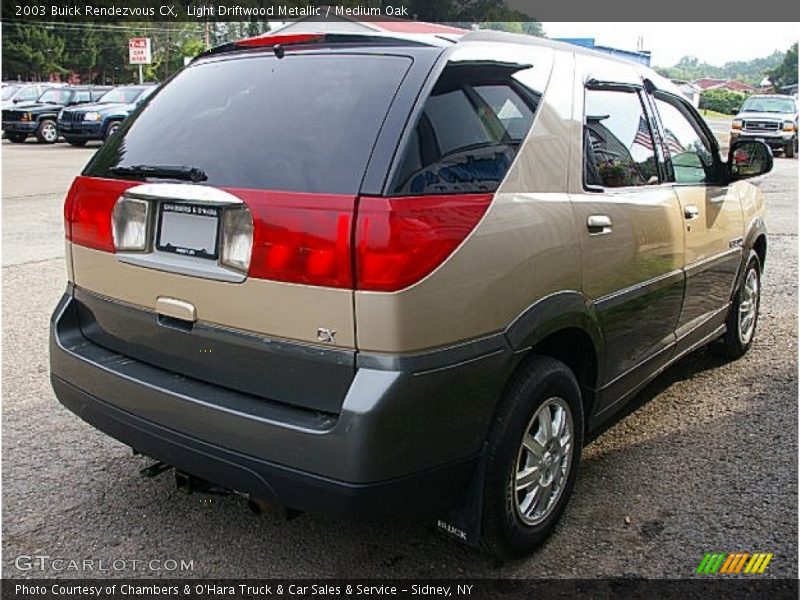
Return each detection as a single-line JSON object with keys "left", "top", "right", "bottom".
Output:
{"left": 17, "top": 87, "right": 38, "bottom": 101}
{"left": 391, "top": 63, "right": 543, "bottom": 195}
{"left": 584, "top": 88, "right": 658, "bottom": 188}
{"left": 90, "top": 89, "right": 107, "bottom": 101}
{"left": 74, "top": 91, "right": 90, "bottom": 103}
{"left": 652, "top": 95, "right": 716, "bottom": 184}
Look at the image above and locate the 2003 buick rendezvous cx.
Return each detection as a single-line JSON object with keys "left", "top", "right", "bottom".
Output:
{"left": 50, "top": 28, "right": 771, "bottom": 558}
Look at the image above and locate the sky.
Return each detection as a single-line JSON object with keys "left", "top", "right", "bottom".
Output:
{"left": 541, "top": 23, "right": 799, "bottom": 67}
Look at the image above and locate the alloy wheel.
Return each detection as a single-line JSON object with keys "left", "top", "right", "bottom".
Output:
{"left": 738, "top": 267, "right": 759, "bottom": 345}
{"left": 513, "top": 397, "right": 574, "bottom": 526}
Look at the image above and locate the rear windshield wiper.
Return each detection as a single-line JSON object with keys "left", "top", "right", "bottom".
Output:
{"left": 109, "top": 165, "right": 208, "bottom": 183}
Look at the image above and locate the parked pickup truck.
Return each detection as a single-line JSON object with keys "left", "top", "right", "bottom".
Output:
{"left": 731, "top": 94, "right": 798, "bottom": 158}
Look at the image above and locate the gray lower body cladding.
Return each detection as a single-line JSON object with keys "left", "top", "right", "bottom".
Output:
{"left": 50, "top": 288, "right": 514, "bottom": 517}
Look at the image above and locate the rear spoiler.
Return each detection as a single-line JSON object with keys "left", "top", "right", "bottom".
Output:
{"left": 193, "top": 30, "right": 456, "bottom": 62}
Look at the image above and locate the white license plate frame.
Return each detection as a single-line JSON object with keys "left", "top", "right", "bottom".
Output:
{"left": 157, "top": 203, "right": 220, "bottom": 260}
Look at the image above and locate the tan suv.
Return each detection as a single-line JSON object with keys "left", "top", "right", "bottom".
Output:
{"left": 50, "top": 29, "right": 772, "bottom": 558}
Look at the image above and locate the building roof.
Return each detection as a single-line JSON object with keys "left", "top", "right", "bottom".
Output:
{"left": 694, "top": 78, "right": 756, "bottom": 92}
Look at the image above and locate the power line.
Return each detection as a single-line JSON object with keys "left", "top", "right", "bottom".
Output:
{"left": 2, "top": 19, "right": 203, "bottom": 33}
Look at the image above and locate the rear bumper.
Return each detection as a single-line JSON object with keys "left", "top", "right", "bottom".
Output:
{"left": 51, "top": 374, "right": 477, "bottom": 518}
{"left": 50, "top": 289, "right": 514, "bottom": 518}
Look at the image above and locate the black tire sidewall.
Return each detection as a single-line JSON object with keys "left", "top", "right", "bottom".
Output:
{"left": 481, "top": 356, "right": 584, "bottom": 559}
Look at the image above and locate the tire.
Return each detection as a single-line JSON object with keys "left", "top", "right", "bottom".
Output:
{"left": 715, "top": 250, "right": 761, "bottom": 360}
{"left": 105, "top": 121, "right": 121, "bottom": 141}
{"left": 786, "top": 140, "right": 796, "bottom": 159}
{"left": 480, "top": 355, "right": 584, "bottom": 559}
{"left": 65, "top": 137, "right": 87, "bottom": 147}
{"left": 6, "top": 133, "right": 27, "bottom": 143}
{"left": 34, "top": 119, "right": 58, "bottom": 144}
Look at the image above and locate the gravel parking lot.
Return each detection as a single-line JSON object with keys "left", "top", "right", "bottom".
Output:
{"left": 2, "top": 139, "right": 797, "bottom": 579}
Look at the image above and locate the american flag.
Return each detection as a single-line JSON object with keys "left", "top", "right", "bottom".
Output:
{"left": 662, "top": 129, "right": 686, "bottom": 157}
{"left": 633, "top": 115, "right": 654, "bottom": 150}
{"left": 633, "top": 116, "right": 686, "bottom": 157}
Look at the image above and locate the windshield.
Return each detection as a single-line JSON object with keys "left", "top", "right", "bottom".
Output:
{"left": 98, "top": 87, "right": 148, "bottom": 104}
{"left": 2, "top": 85, "right": 21, "bottom": 100}
{"left": 87, "top": 53, "right": 412, "bottom": 194}
{"left": 38, "top": 88, "right": 72, "bottom": 104}
{"left": 741, "top": 97, "right": 796, "bottom": 114}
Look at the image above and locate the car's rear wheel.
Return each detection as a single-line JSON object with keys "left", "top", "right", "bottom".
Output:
{"left": 480, "top": 355, "right": 583, "bottom": 559}
{"left": 35, "top": 119, "right": 58, "bottom": 144}
{"left": 65, "top": 137, "right": 87, "bottom": 147}
{"left": 6, "top": 133, "right": 27, "bottom": 143}
{"left": 715, "top": 250, "right": 761, "bottom": 360}
{"left": 105, "top": 121, "right": 121, "bottom": 140}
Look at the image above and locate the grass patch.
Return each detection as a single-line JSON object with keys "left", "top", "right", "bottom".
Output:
{"left": 699, "top": 109, "right": 734, "bottom": 120}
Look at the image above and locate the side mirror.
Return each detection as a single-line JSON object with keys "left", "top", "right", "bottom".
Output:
{"left": 727, "top": 139, "right": 773, "bottom": 181}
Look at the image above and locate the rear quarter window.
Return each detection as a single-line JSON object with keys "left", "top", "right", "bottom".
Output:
{"left": 86, "top": 53, "right": 413, "bottom": 194}
{"left": 389, "top": 57, "right": 547, "bottom": 196}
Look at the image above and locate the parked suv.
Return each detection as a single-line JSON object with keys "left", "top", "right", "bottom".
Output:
{"left": 1, "top": 82, "right": 56, "bottom": 110}
{"left": 50, "top": 30, "right": 771, "bottom": 558}
{"left": 59, "top": 84, "right": 157, "bottom": 146}
{"left": 2, "top": 86, "right": 110, "bottom": 143}
{"left": 731, "top": 94, "right": 798, "bottom": 158}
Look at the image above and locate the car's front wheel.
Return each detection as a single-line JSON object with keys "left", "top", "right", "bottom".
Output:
{"left": 480, "top": 356, "right": 583, "bottom": 559}
{"left": 105, "top": 121, "right": 121, "bottom": 140}
{"left": 715, "top": 250, "right": 761, "bottom": 360}
{"left": 35, "top": 119, "right": 58, "bottom": 144}
{"left": 786, "top": 139, "right": 796, "bottom": 159}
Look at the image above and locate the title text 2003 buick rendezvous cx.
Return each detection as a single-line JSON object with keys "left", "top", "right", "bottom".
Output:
{"left": 50, "top": 29, "right": 771, "bottom": 558}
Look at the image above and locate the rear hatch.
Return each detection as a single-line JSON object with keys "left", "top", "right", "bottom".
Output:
{"left": 66, "top": 41, "right": 439, "bottom": 414}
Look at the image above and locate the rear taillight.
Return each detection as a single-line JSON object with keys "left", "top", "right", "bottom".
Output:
{"left": 234, "top": 189, "right": 354, "bottom": 289}
{"left": 65, "top": 177, "right": 136, "bottom": 252}
{"left": 354, "top": 194, "right": 493, "bottom": 292}
{"left": 65, "top": 177, "right": 493, "bottom": 292}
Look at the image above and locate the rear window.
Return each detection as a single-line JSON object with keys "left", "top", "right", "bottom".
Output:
{"left": 86, "top": 53, "right": 412, "bottom": 194}
{"left": 98, "top": 87, "right": 144, "bottom": 103}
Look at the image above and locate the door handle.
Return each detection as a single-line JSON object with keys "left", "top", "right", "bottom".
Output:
{"left": 684, "top": 205, "right": 700, "bottom": 220}
{"left": 587, "top": 215, "right": 613, "bottom": 235}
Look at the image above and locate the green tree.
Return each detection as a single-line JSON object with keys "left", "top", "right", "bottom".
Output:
{"left": 2, "top": 22, "right": 67, "bottom": 80}
{"left": 655, "top": 51, "right": 784, "bottom": 86}
{"left": 767, "top": 42, "right": 798, "bottom": 89}
{"left": 699, "top": 89, "right": 745, "bottom": 115}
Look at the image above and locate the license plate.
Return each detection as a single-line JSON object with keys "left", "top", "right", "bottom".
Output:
{"left": 157, "top": 203, "right": 220, "bottom": 259}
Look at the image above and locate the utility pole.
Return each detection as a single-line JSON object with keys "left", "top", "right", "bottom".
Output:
{"left": 204, "top": 19, "right": 210, "bottom": 50}
{"left": 165, "top": 28, "right": 171, "bottom": 79}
